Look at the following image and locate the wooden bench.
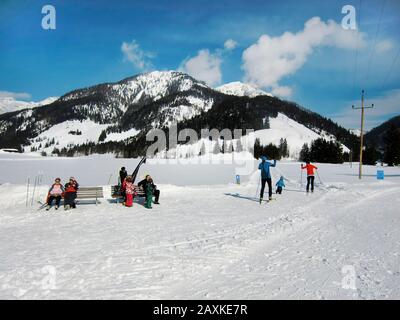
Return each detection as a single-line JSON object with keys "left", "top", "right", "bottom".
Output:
{"left": 76, "top": 186, "right": 104, "bottom": 205}
{"left": 111, "top": 185, "right": 145, "bottom": 203}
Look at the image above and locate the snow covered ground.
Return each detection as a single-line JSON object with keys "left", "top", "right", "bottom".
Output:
{"left": 0, "top": 153, "right": 399, "bottom": 299}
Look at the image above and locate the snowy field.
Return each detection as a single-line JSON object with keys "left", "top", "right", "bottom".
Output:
{"left": 0, "top": 153, "right": 399, "bottom": 299}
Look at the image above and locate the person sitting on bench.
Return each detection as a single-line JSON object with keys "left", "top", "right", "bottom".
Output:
{"left": 138, "top": 175, "right": 160, "bottom": 205}
{"left": 64, "top": 177, "right": 79, "bottom": 210}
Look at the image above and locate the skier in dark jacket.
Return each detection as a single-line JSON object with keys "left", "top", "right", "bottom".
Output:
{"left": 64, "top": 177, "right": 79, "bottom": 210}
{"left": 138, "top": 175, "right": 160, "bottom": 205}
{"left": 119, "top": 167, "right": 128, "bottom": 185}
{"left": 258, "top": 155, "right": 276, "bottom": 202}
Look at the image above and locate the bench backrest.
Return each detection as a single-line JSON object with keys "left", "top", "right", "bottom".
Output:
{"left": 77, "top": 187, "right": 103, "bottom": 199}
{"left": 111, "top": 185, "right": 145, "bottom": 197}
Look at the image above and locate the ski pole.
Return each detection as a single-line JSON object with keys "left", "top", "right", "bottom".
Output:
{"left": 316, "top": 170, "right": 323, "bottom": 185}
{"left": 31, "top": 175, "right": 38, "bottom": 206}
{"left": 255, "top": 176, "right": 261, "bottom": 198}
{"left": 26, "top": 177, "right": 30, "bottom": 207}
{"left": 107, "top": 174, "right": 113, "bottom": 184}
{"left": 300, "top": 167, "right": 303, "bottom": 189}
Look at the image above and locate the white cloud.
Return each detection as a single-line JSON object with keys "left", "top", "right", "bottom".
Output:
{"left": 224, "top": 39, "right": 238, "bottom": 50}
{"left": 242, "top": 16, "right": 367, "bottom": 97}
{"left": 0, "top": 91, "right": 31, "bottom": 100}
{"left": 179, "top": 49, "right": 222, "bottom": 86}
{"left": 271, "top": 86, "right": 293, "bottom": 97}
{"left": 332, "top": 89, "right": 400, "bottom": 130}
{"left": 121, "top": 40, "right": 154, "bottom": 71}
{"left": 376, "top": 39, "right": 394, "bottom": 53}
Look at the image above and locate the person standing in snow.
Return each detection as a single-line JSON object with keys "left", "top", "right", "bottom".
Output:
{"left": 119, "top": 167, "right": 128, "bottom": 185}
{"left": 46, "top": 178, "right": 64, "bottom": 210}
{"left": 258, "top": 156, "right": 276, "bottom": 203}
{"left": 64, "top": 177, "right": 79, "bottom": 210}
{"left": 121, "top": 175, "right": 136, "bottom": 207}
{"left": 275, "top": 176, "right": 285, "bottom": 194}
{"left": 301, "top": 161, "right": 318, "bottom": 193}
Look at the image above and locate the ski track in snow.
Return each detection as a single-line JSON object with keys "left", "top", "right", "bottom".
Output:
{"left": 0, "top": 156, "right": 399, "bottom": 299}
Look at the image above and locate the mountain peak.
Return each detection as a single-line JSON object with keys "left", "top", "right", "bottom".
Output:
{"left": 216, "top": 82, "right": 272, "bottom": 98}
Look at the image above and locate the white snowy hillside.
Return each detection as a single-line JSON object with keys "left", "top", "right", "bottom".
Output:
{"left": 161, "top": 113, "right": 349, "bottom": 160}
{"left": 0, "top": 96, "right": 58, "bottom": 115}
{"left": 216, "top": 81, "right": 272, "bottom": 97}
{"left": 25, "top": 120, "right": 140, "bottom": 154}
{"left": 0, "top": 153, "right": 399, "bottom": 299}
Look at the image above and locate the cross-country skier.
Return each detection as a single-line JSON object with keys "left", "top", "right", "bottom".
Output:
{"left": 275, "top": 176, "right": 285, "bottom": 194}
{"left": 64, "top": 177, "right": 79, "bottom": 210}
{"left": 258, "top": 156, "right": 276, "bottom": 203}
{"left": 46, "top": 178, "right": 64, "bottom": 210}
{"left": 301, "top": 161, "right": 318, "bottom": 193}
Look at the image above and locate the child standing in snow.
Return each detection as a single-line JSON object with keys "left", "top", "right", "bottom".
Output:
{"left": 46, "top": 178, "right": 64, "bottom": 210}
{"left": 301, "top": 161, "right": 318, "bottom": 192}
{"left": 275, "top": 176, "right": 285, "bottom": 194}
{"left": 122, "top": 176, "right": 136, "bottom": 207}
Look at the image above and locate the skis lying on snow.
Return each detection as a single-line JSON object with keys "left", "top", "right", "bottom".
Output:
{"left": 37, "top": 201, "right": 47, "bottom": 211}
{"left": 259, "top": 198, "right": 276, "bottom": 204}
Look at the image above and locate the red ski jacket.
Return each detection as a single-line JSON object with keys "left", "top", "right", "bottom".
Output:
{"left": 301, "top": 163, "right": 317, "bottom": 176}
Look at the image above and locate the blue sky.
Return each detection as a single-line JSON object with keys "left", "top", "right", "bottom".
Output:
{"left": 0, "top": 0, "right": 399, "bottom": 129}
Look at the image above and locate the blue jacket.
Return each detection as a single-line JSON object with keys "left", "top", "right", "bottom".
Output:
{"left": 258, "top": 156, "right": 276, "bottom": 179}
{"left": 276, "top": 177, "right": 285, "bottom": 188}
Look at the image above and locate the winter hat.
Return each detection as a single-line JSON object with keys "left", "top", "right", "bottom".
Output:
{"left": 261, "top": 156, "right": 267, "bottom": 161}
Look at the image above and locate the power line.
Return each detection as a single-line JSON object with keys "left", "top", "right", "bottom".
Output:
{"left": 352, "top": 0, "right": 363, "bottom": 100}
{"left": 364, "top": 0, "right": 387, "bottom": 84}
{"left": 381, "top": 45, "right": 400, "bottom": 90}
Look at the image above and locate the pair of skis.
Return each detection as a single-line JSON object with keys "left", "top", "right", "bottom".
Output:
{"left": 259, "top": 197, "right": 276, "bottom": 204}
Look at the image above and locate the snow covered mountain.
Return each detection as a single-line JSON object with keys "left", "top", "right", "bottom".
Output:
{"left": 0, "top": 96, "right": 58, "bottom": 115}
{"left": 216, "top": 82, "right": 272, "bottom": 98}
{"left": 0, "top": 71, "right": 357, "bottom": 157}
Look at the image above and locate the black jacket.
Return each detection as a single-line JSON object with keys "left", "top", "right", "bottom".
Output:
{"left": 138, "top": 179, "right": 156, "bottom": 192}
{"left": 119, "top": 169, "right": 127, "bottom": 183}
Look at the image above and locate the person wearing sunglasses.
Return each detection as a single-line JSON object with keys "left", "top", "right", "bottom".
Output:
{"left": 46, "top": 178, "right": 64, "bottom": 211}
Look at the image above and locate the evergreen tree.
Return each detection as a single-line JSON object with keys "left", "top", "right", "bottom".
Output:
{"left": 254, "top": 138, "right": 262, "bottom": 159}
{"left": 383, "top": 125, "right": 400, "bottom": 166}
{"left": 363, "top": 144, "right": 381, "bottom": 165}
{"left": 299, "top": 143, "right": 310, "bottom": 162}
{"left": 212, "top": 140, "right": 220, "bottom": 154}
{"left": 235, "top": 139, "right": 243, "bottom": 152}
{"left": 279, "top": 138, "right": 289, "bottom": 158}
{"left": 309, "top": 138, "right": 343, "bottom": 163}
{"left": 199, "top": 141, "right": 206, "bottom": 156}
{"left": 98, "top": 130, "right": 107, "bottom": 142}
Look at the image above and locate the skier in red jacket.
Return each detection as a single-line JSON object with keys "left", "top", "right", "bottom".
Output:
{"left": 301, "top": 161, "right": 318, "bottom": 192}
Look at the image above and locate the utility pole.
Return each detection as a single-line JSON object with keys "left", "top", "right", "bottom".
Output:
{"left": 352, "top": 90, "right": 374, "bottom": 179}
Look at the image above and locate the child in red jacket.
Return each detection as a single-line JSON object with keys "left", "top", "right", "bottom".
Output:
{"left": 122, "top": 175, "right": 136, "bottom": 207}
